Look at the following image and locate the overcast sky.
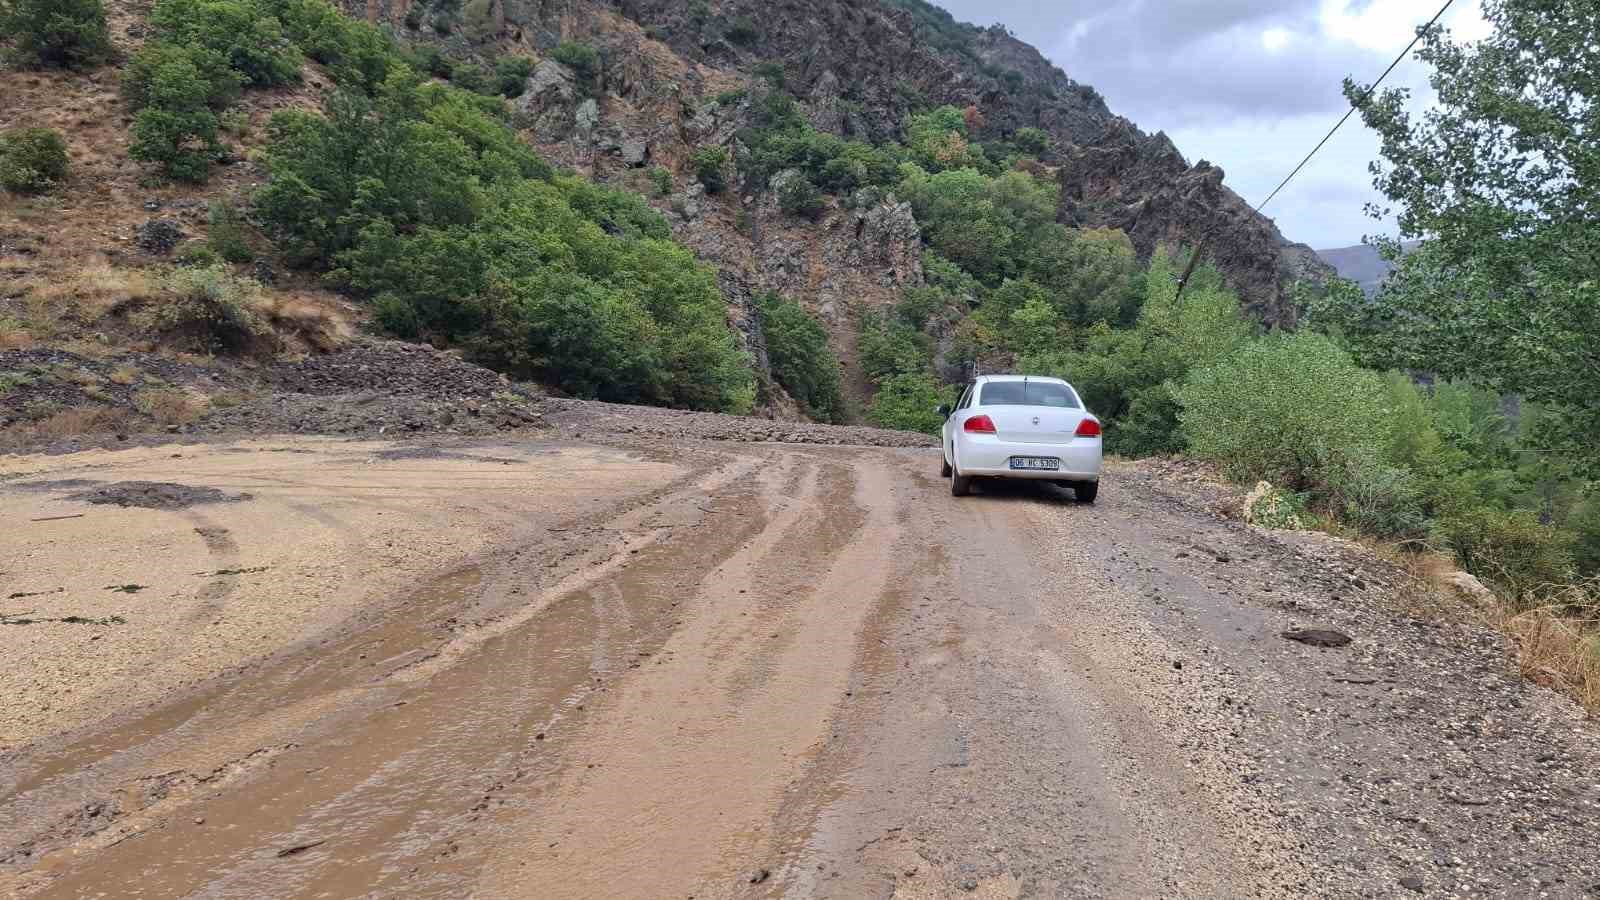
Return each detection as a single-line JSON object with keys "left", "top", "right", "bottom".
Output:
{"left": 931, "top": 0, "right": 1491, "bottom": 249}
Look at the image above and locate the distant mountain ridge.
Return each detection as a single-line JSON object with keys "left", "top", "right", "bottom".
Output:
{"left": 1317, "top": 241, "right": 1423, "bottom": 296}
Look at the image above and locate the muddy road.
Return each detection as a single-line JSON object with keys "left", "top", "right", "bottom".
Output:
{"left": 2, "top": 414, "right": 1598, "bottom": 898}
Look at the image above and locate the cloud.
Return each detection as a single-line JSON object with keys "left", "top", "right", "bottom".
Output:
{"left": 929, "top": 0, "right": 1489, "bottom": 247}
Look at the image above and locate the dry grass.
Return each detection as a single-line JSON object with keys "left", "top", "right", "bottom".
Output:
{"left": 0, "top": 404, "right": 132, "bottom": 447}
{"left": 108, "top": 365, "right": 140, "bottom": 385}
{"left": 132, "top": 387, "right": 208, "bottom": 426}
{"left": 1396, "top": 551, "right": 1600, "bottom": 718}
{"left": 1498, "top": 599, "right": 1600, "bottom": 716}
{"left": 256, "top": 290, "right": 354, "bottom": 354}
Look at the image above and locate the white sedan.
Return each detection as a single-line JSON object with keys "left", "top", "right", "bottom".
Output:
{"left": 938, "top": 375, "right": 1102, "bottom": 502}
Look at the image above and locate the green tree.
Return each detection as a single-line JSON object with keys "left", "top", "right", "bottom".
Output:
{"left": 0, "top": 0, "right": 112, "bottom": 69}
{"left": 905, "top": 105, "right": 985, "bottom": 172}
{"left": 868, "top": 372, "right": 954, "bottom": 434}
{"left": 756, "top": 293, "right": 844, "bottom": 422}
{"left": 127, "top": 50, "right": 227, "bottom": 182}
{"left": 1323, "top": 0, "right": 1600, "bottom": 471}
{"left": 149, "top": 0, "right": 302, "bottom": 87}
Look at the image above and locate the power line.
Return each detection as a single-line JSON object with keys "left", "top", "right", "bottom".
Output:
{"left": 1253, "top": 0, "right": 1457, "bottom": 213}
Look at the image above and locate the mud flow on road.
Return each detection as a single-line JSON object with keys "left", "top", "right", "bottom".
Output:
{"left": 2, "top": 426, "right": 1597, "bottom": 899}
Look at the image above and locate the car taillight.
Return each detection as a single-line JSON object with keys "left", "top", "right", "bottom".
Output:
{"left": 1075, "top": 418, "right": 1102, "bottom": 438}
{"left": 964, "top": 414, "right": 997, "bottom": 434}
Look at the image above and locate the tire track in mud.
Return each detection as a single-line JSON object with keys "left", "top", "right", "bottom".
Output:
{"left": 0, "top": 447, "right": 771, "bottom": 896}
{"left": 475, "top": 450, "right": 904, "bottom": 899}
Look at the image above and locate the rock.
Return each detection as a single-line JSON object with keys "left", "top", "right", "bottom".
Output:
{"left": 748, "top": 868, "right": 770, "bottom": 884}
{"left": 1399, "top": 874, "right": 1424, "bottom": 892}
{"left": 134, "top": 218, "right": 186, "bottom": 255}
{"left": 619, "top": 139, "right": 649, "bottom": 167}
{"left": 1281, "top": 628, "right": 1353, "bottom": 649}
{"left": 848, "top": 198, "right": 923, "bottom": 286}
{"left": 516, "top": 60, "right": 580, "bottom": 140}
{"left": 1446, "top": 571, "right": 1495, "bottom": 604}
{"left": 574, "top": 98, "right": 600, "bottom": 137}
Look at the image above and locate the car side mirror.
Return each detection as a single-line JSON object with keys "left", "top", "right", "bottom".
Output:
{"left": 936, "top": 404, "right": 952, "bottom": 418}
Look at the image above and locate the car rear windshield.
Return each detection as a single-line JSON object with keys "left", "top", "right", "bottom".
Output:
{"left": 979, "top": 382, "right": 1080, "bottom": 408}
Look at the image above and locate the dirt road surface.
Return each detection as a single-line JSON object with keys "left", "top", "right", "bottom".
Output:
{"left": 2, "top": 407, "right": 1597, "bottom": 898}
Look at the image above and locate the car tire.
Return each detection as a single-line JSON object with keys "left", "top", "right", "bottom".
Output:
{"left": 1075, "top": 481, "right": 1099, "bottom": 504}
{"left": 940, "top": 453, "right": 953, "bottom": 478}
{"left": 951, "top": 466, "right": 972, "bottom": 497}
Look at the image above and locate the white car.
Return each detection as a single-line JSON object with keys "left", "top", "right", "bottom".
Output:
{"left": 938, "top": 375, "right": 1102, "bottom": 502}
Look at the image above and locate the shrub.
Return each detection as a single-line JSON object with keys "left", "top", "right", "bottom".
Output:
{"left": 130, "top": 103, "right": 222, "bottom": 183}
{"left": 868, "top": 372, "right": 954, "bottom": 434}
{"left": 0, "top": 0, "right": 112, "bottom": 69}
{"left": 135, "top": 265, "right": 271, "bottom": 352}
{"left": 450, "top": 61, "right": 490, "bottom": 93}
{"left": 1435, "top": 506, "right": 1576, "bottom": 603}
{"left": 756, "top": 293, "right": 843, "bottom": 422}
{"left": 207, "top": 200, "right": 254, "bottom": 262}
{"left": 1013, "top": 127, "right": 1050, "bottom": 156}
{"left": 753, "top": 61, "right": 785, "bottom": 88}
{"left": 551, "top": 40, "right": 600, "bottom": 84}
{"left": 691, "top": 147, "right": 727, "bottom": 193}
{"left": 1176, "top": 332, "right": 1394, "bottom": 494}
{"left": 495, "top": 55, "right": 535, "bottom": 97}
{"left": 776, "top": 172, "right": 823, "bottom": 219}
{"left": 0, "top": 127, "right": 69, "bottom": 194}
{"left": 715, "top": 88, "right": 746, "bottom": 106}
{"left": 725, "top": 17, "right": 758, "bottom": 45}
{"left": 648, "top": 165, "right": 673, "bottom": 196}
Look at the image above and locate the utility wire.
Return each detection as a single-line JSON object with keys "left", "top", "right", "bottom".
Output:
{"left": 1174, "top": 0, "right": 1457, "bottom": 302}
{"left": 1253, "top": 0, "right": 1457, "bottom": 213}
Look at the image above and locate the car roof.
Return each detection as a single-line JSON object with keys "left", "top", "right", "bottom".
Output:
{"left": 973, "top": 375, "right": 1069, "bottom": 385}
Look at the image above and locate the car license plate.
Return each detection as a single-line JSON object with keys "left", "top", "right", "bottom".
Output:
{"left": 1009, "top": 457, "right": 1060, "bottom": 471}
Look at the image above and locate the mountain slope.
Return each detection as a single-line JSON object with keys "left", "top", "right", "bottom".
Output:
{"left": 455, "top": 0, "right": 1333, "bottom": 326}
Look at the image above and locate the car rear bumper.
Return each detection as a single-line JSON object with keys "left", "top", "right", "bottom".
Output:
{"left": 955, "top": 437, "right": 1102, "bottom": 481}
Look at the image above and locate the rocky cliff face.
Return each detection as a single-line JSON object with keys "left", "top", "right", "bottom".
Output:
{"left": 349, "top": 0, "right": 1331, "bottom": 354}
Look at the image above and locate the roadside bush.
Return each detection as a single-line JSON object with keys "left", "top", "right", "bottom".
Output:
{"left": 0, "top": 0, "right": 113, "bottom": 69}
{"left": 495, "top": 55, "right": 535, "bottom": 97}
{"left": 551, "top": 40, "right": 600, "bottom": 84}
{"left": 1176, "top": 331, "right": 1394, "bottom": 494}
{"left": 756, "top": 293, "right": 843, "bottom": 422}
{"left": 1435, "top": 506, "right": 1576, "bottom": 603}
{"left": 868, "top": 372, "right": 954, "bottom": 434}
{"left": 0, "top": 127, "right": 69, "bottom": 194}
{"left": 692, "top": 147, "right": 728, "bottom": 193}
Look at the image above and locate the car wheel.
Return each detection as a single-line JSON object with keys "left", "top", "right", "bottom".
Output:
{"left": 940, "top": 452, "right": 953, "bottom": 478}
{"left": 1075, "top": 481, "right": 1099, "bottom": 504}
{"left": 950, "top": 461, "right": 972, "bottom": 497}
